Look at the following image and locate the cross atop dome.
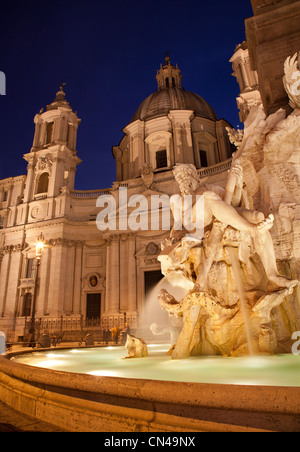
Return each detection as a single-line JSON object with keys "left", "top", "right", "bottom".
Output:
{"left": 156, "top": 56, "right": 182, "bottom": 90}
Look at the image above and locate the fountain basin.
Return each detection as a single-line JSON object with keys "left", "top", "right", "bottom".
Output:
{"left": 0, "top": 346, "right": 299, "bottom": 432}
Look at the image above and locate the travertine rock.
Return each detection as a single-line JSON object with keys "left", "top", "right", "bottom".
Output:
{"left": 124, "top": 334, "right": 148, "bottom": 359}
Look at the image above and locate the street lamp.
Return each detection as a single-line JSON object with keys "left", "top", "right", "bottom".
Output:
{"left": 36, "top": 234, "right": 44, "bottom": 260}
{"left": 29, "top": 233, "right": 44, "bottom": 347}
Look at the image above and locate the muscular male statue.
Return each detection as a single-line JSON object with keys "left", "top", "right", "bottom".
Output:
{"left": 169, "top": 163, "right": 297, "bottom": 290}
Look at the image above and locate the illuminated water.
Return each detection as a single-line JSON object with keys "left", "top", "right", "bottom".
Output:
{"left": 12, "top": 344, "right": 300, "bottom": 387}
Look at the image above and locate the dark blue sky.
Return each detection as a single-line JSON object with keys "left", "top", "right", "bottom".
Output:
{"left": 0, "top": 0, "right": 253, "bottom": 190}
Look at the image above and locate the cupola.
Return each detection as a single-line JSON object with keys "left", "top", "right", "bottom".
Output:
{"left": 156, "top": 56, "right": 182, "bottom": 90}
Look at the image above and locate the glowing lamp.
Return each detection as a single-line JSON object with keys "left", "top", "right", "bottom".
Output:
{"left": 36, "top": 233, "right": 44, "bottom": 259}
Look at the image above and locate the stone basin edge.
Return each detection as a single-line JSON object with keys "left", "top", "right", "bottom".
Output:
{"left": 0, "top": 348, "right": 299, "bottom": 416}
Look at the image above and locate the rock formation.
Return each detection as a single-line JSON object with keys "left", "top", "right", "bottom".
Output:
{"left": 124, "top": 334, "right": 148, "bottom": 359}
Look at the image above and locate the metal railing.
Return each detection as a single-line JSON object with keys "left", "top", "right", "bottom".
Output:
{"left": 21, "top": 314, "right": 134, "bottom": 346}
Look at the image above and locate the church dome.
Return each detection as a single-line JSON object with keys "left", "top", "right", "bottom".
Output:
{"left": 115, "top": 58, "right": 233, "bottom": 182}
{"left": 130, "top": 57, "right": 218, "bottom": 123}
{"left": 131, "top": 87, "right": 218, "bottom": 123}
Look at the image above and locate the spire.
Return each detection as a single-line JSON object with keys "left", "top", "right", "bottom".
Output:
{"left": 156, "top": 57, "right": 182, "bottom": 91}
{"left": 165, "top": 54, "right": 171, "bottom": 65}
{"left": 54, "top": 81, "right": 67, "bottom": 102}
{"left": 47, "top": 82, "right": 71, "bottom": 111}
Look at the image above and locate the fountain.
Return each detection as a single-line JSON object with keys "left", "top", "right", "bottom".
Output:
{"left": 157, "top": 60, "right": 300, "bottom": 358}
{"left": 157, "top": 156, "right": 298, "bottom": 358}
{"left": 0, "top": 55, "right": 299, "bottom": 432}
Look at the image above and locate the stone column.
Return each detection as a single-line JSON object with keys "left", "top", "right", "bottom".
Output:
{"left": 32, "top": 119, "right": 42, "bottom": 149}
{"left": 47, "top": 241, "right": 66, "bottom": 316}
{"left": 0, "top": 248, "right": 11, "bottom": 316}
{"left": 123, "top": 120, "right": 144, "bottom": 179}
{"left": 119, "top": 237, "right": 128, "bottom": 312}
{"left": 216, "top": 120, "right": 229, "bottom": 162}
{"left": 113, "top": 146, "right": 123, "bottom": 182}
{"left": 127, "top": 234, "right": 137, "bottom": 314}
{"left": 104, "top": 239, "right": 112, "bottom": 314}
{"left": 23, "top": 159, "right": 35, "bottom": 203}
{"left": 73, "top": 242, "right": 83, "bottom": 315}
{"left": 240, "top": 59, "right": 251, "bottom": 91}
{"left": 4, "top": 246, "right": 22, "bottom": 317}
{"left": 109, "top": 236, "right": 120, "bottom": 313}
{"left": 36, "top": 246, "right": 50, "bottom": 317}
{"left": 63, "top": 244, "right": 75, "bottom": 315}
{"left": 169, "top": 111, "right": 194, "bottom": 165}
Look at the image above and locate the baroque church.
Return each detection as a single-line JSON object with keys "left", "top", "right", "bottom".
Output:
{"left": 3, "top": 0, "right": 296, "bottom": 340}
{"left": 0, "top": 58, "right": 240, "bottom": 340}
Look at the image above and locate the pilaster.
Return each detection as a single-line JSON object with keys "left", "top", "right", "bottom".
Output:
{"left": 168, "top": 110, "right": 194, "bottom": 164}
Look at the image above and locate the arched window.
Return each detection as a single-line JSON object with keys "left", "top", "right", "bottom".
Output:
{"left": 22, "top": 293, "right": 32, "bottom": 317}
{"left": 156, "top": 150, "right": 168, "bottom": 169}
{"left": 36, "top": 172, "right": 49, "bottom": 194}
{"left": 46, "top": 122, "right": 54, "bottom": 144}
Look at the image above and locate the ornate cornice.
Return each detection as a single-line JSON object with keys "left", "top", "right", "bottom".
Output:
{"left": 3, "top": 243, "right": 26, "bottom": 254}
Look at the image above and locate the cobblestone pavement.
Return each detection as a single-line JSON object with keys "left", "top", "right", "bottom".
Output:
{"left": 0, "top": 399, "right": 65, "bottom": 432}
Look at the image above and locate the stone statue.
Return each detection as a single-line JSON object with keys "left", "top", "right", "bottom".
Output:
{"left": 168, "top": 162, "right": 296, "bottom": 291}
{"left": 124, "top": 334, "right": 148, "bottom": 359}
{"left": 283, "top": 53, "right": 300, "bottom": 110}
{"left": 158, "top": 159, "right": 298, "bottom": 358}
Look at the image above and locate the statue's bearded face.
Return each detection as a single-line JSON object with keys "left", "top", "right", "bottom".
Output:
{"left": 173, "top": 168, "right": 199, "bottom": 195}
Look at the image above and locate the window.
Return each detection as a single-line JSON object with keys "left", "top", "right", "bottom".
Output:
{"left": 166, "top": 78, "right": 170, "bottom": 88}
{"left": 26, "top": 259, "right": 36, "bottom": 279}
{"left": 156, "top": 150, "right": 168, "bottom": 169}
{"left": 3, "top": 191, "right": 8, "bottom": 202}
{"left": 199, "top": 149, "right": 208, "bottom": 168}
{"left": 22, "top": 293, "right": 32, "bottom": 317}
{"left": 36, "top": 172, "right": 49, "bottom": 194}
{"left": 46, "top": 122, "right": 54, "bottom": 144}
{"left": 67, "top": 124, "right": 72, "bottom": 148}
{"left": 0, "top": 217, "right": 4, "bottom": 229}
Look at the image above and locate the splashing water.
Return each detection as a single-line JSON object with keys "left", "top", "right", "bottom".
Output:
{"left": 227, "top": 247, "right": 255, "bottom": 355}
{"left": 140, "top": 271, "right": 193, "bottom": 334}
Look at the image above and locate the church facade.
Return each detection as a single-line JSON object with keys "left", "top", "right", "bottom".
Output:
{"left": 0, "top": 58, "right": 237, "bottom": 340}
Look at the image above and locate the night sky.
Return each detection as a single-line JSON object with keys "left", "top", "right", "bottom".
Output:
{"left": 0, "top": 0, "right": 253, "bottom": 190}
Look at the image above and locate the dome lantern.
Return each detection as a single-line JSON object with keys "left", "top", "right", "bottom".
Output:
{"left": 156, "top": 56, "right": 182, "bottom": 90}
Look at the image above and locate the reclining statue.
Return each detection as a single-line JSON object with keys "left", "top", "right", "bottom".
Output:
{"left": 158, "top": 162, "right": 298, "bottom": 358}
{"left": 163, "top": 162, "right": 297, "bottom": 291}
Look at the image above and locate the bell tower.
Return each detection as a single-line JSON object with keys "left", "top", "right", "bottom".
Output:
{"left": 23, "top": 84, "right": 81, "bottom": 203}
{"left": 156, "top": 56, "right": 182, "bottom": 90}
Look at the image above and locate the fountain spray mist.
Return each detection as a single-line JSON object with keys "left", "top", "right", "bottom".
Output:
{"left": 140, "top": 271, "right": 193, "bottom": 341}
